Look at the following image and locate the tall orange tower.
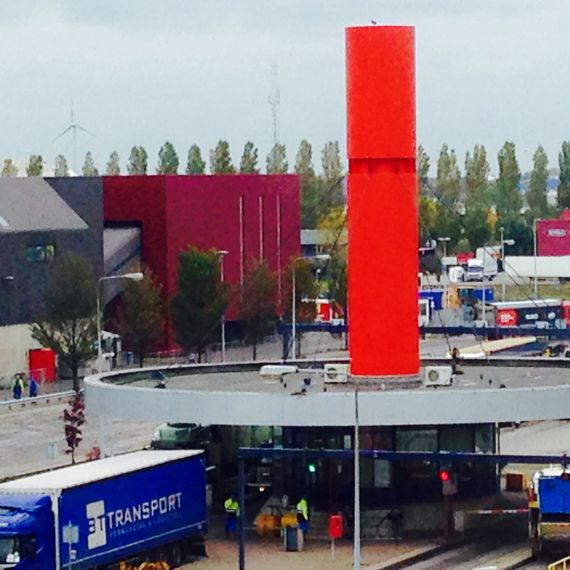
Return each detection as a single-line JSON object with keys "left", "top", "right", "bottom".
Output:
{"left": 346, "top": 26, "right": 419, "bottom": 377}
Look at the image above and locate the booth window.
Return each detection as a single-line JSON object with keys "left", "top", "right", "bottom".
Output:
{"left": 26, "top": 245, "right": 55, "bottom": 262}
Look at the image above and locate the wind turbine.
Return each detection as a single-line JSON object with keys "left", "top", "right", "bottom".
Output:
{"left": 54, "top": 102, "right": 94, "bottom": 173}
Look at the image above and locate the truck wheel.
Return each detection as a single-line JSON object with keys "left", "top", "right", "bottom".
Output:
{"left": 169, "top": 542, "right": 185, "bottom": 567}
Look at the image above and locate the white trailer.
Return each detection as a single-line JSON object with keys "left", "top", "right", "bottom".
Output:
{"left": 504, "top": 256, "right": 570, "bottom": 281}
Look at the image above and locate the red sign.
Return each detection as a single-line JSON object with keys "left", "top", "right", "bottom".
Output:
{"left": 538, "top": 219, "right": 570, "bottom": 256}
{"left": 328, "top": 515, "right": 344, "bottom": 539}
{"left": 456, "top": 252, "right": 474, "bottom": 265}
{"left": 496, "top": 309, "right": 517, "bottom": 327}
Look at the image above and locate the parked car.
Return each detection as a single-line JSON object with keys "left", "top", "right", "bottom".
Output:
{"left": 151, "top": 423, "right": 211, "bottom": 450}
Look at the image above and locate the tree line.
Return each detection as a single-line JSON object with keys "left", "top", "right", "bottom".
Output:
{"left": 31, "top": 247, "right": 321, "bottom": 389}
{"left": 1, "top": 140, "right": 344, "bottom": 229}
{"left": 419, "top": 140, "right": 570, "bottom": 258}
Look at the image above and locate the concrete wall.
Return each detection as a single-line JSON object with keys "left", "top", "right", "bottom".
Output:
{"left": 0, "top": 324, "right": 41, "bottom": 379}
{"left": 86, "top": 364, "right": 570, "bottom": 426}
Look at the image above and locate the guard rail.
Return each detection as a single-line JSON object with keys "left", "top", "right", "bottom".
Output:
{"left": 549, "top": 554, "right": 570, "bottom": 570}
{"left": 0, "top": 390, "right": 75, "bottom": 410}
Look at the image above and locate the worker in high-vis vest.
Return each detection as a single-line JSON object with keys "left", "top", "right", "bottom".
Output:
{"left": 224, "top": 494, "right": 240, "bottom": 538}
{"left": 296, "top": 496, "right": 310, "bottom": 532}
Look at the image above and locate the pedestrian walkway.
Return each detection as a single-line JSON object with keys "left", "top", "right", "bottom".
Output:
{"left": 192, "top": 537, "right": 434, "bottom": 570}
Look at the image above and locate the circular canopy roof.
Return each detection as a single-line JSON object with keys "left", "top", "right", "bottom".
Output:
{"left": 85, "top": 361, "right": 570, "bottom": 426}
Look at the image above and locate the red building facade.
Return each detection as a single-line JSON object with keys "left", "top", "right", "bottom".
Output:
{"left": 103, "top": 175, "right": 300, "bottom": 346}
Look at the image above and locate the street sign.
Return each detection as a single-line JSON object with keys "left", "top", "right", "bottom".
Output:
{"left": 63, "top": 522, "right": 79, "bottom": 545}
{"left": 47, "top": 442, "right": 57, "bottom": 460}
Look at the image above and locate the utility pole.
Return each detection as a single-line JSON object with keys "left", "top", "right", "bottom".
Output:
{"left": 533, "top": 218, "right": 540, "bottom": 297}
{"left": 353, "top": 388, "right": 361, "bottom": 570}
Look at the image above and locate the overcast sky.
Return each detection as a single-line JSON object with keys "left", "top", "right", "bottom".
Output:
{"left": 1, "top": 0, "right": 568, "bottom": 175}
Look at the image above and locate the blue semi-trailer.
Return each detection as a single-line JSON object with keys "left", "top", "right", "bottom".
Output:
{"left": 0, "top": 449, "right": 207, "bottom": 569}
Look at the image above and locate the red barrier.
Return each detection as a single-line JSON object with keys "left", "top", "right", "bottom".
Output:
{"left": 28, "top": 348, "right": 56, "bottom": 382}
{"left": 328, "top": 514, "right": 344, "bottom": 539}
{"left": 346, "top": 26, "right": 419, "bottom": 377}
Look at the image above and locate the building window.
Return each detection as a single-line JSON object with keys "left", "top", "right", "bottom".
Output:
{"left": 360, "top": 428, "right": 394, "bottom": 489}
{"left": 26, "top": 245, "right": 55, "bottom": 262}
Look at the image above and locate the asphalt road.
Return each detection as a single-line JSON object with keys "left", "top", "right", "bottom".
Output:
{"left": 403, "top": 542, "right": 531, "bottom": 570}
{"left": 0, "top": 398, "right": 156, "bottom": 481}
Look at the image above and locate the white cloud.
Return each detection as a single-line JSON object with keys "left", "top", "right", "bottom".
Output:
{"left": 0, "top": 0, "right": 568, "bottom": 174}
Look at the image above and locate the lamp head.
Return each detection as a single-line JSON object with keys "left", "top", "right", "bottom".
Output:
{"left": 123, "top": 272, "right": 144, "bottom": 281}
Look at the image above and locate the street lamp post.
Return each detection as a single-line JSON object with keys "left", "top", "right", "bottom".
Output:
{"left": 217, "top": 250, "right": 229, "bottom": 363}
{"left": 96, "top": 272, "right": 143, "bottom": 460}
{"left": 290, "top": 257, "right": 304, "bottom": 360}
{"left": 96, "top": 272, "right": 144, "bottom": 374}
{"left": 291, "top": 264, "right": 297, "bottom": 360}
{"left": 499, "top": 227, "right": 515, "bottom": 302}
{"left": 533, "top": 219, "right": 540, "bottom": 297}
{"left": 353, "top": 388, "right": 361, "bottom": 570}
{"left": 290, "top": 255, "right": 329, "bottom": 360}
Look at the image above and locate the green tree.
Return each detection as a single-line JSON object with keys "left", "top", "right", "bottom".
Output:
{"left": 238, "top": 261, "right": 277, "bottom": 360}
{"left": 495, "top": 141, "right": 522, "bottom": 219}
{"left": 117, "top": 269, "right": 163, "bottom": 367}
{"left": 157, "top": 141, "right": 179, "bottom": 174}
{"left": 266, "top": 143, "right": 288, "bottom": 174}
{"left": 463, "top": 204, "right": 491, "bottom": 251}
{"left": 82, "top": 152, "right": 99, "bottom": 176}
{"left": 328, "top": 253, "right": 347, "bottom": 320}
{"left": 239, "top": 141, "right": 259, "bottom": 173}
{"left": 283, "top": 257, "right": 317, "bottom": 358}
{"left": 464, "top": 145, "right": 490, "bottom": 206}
{"left": 1, "top": 158, "right": 18, "bottom": 177}
{"left": 54, "top": 154, "right": 69, "bottom": 177}
{"left": 31, "top": 254, "right": 97, "bottom": 391}
{"left": 106, "top": 150, "right": 121, "bottom": 175}
{"left": 171, "top": 247, "right": 229, "bottom": 362}
{"left": 419, "top": 197, "right": 439, "bottom": 246}
{"left": 527, "top": 146, "right": 549, "bottom": 219}
{"left": 295, "top": 140, "right": 320, "bottom": 228}
{"left": 558, "top": 141, "right": 570, "bottom": 210}
{"left": 209, "top": 140, "right": 235, "bottom": 173}
{"left": 435, "top": 144, "right": 461, "bottom": 206}
{"left": 417, "top": 145, "right": 430, "bottom": 196}
{"left": 186, "top": 144, "right": 206, "bottom": 174}
{"left": 26, "top": 155, "right": 43, "bottom": 176}
{"left": 127, "top": 146, "right": 148, "bottom": 175}
{"left": 321, "top": 141, "right": 345, "bottom": 208}
{"left": 500, "top": 215, "right": 534, "bottom": 255}
{"left": 319, "top": 206, "right": 348, "bottom": 327}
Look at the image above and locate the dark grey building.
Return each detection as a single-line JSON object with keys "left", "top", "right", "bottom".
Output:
{"left": 0, "top": 177, "right": 103, "bottom": 326}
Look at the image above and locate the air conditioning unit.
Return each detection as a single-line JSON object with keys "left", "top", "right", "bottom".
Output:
{"left": 323, "top": 363, "right": 349, "bottom": 384}
{"left": 424, "top": 366, "right": 453, "bottom": 387}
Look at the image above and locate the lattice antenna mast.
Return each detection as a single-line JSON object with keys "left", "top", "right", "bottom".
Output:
{"left": 268, "top": 65, "right": 280, "bottom": 146}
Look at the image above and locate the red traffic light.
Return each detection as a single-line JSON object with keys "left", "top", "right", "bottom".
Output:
{"left": 439, "top": 469, "right": 451, "bottom": 482}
